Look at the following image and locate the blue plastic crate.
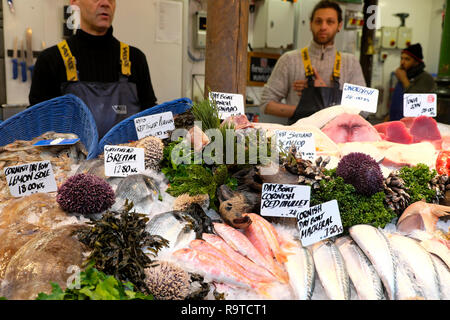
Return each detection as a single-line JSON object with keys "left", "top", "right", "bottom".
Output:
{"left": 0, "top": 94, "right": 99, "bottom": 159}
{"left": 96, "top": 97, "right": 192, "bottom": 157}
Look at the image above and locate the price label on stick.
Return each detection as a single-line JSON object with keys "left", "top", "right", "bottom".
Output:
{"left": 296, "top": 200, "right": 343, "bottom": 247}
{"left": 104, "top": 145, "right": 145, "bottom": 177}
{"left": 4, "top": 160, "right": 57, "bottom": 197}
{"left": 134, "top": 111, "right": 175, "bottom": 140}
{"left": 260, "top": 183, "right": 311, "bottom": 218}
{"left": 341, "top": 83, "right": 379, "bottom": 113}
{"left": 275, "top": 130, "right": 316, "bottom": 161}
{"left": 209, "top": 91, "right": 245, "bottom": 120}
{"left": 403, "top": 94, "right": 437, "bottom": 117}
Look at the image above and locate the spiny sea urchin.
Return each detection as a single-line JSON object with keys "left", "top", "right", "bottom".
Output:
{"left": 144, "top": 261, "right": 190, "bottom": 300}
{"left": 56, "top": 173, "right": 115, "bottom": 215}
{"left": 336, "top": 152, "right": 384, "bottom": 196}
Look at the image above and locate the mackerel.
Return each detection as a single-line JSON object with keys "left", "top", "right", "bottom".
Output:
{"left": 335, "top": 236, "right": 385, "bottom": 300}
{"left": 284, "top": 240, "right": 315, "bottom": 300}
{"left": 349, "top": 224, "right": 397, "bottom": 300}
{"left": 430, "top": 254, "right": 450, "bottom": 300}
{"left": 311, "top": 240, "right": 350, "bottom": 300}
{"left": 386, "top": 233, "right": 442, "bottom": 300}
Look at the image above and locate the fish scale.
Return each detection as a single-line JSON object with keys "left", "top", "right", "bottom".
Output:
{"left": 349, "top": 224, "right": 398, "bottom": 300}
{"left": 336, "top": 236, "right": 385, "bottom": 300}
{"left": 312, "top": 240, "right": 350, "bottom": 300}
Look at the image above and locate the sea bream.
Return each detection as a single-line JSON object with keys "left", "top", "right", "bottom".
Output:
{"left": 283, "top": 240, "right": 315, "bottom": 300}
{"left": 311, "top": 240, "right": 350, "bottom": 300}
{"left": 335, "top": 236, "right": 385, "bottom": 300}
{"left": 386, "top": 233, "right": 442, "bottom": 300}
{"left": 349, "top": 224, "right": 398, "bottom": 300}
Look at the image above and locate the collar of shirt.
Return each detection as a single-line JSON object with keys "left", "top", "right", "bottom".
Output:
{"left": 308, "top": 40, "right": 336, "bottom": 60}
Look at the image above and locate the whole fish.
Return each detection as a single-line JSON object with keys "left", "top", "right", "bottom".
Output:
{"left": 349, "top": 224, "right": 398, "bottom": 300}
{"left": 213, "top": 223, "right": 289, "bottom": 283}
{"left": 335, "top": 236, "right": 385, "bottom": 300}
{"left": 311, "top": 240, "right": 350, "bottom": 300}
{"left": 244, "top": 213, "right": 290, "bottom": 264}
{"left": 172, "top": 247, "right": 271, "bottom": 297}
{"left": 283, "top": 240, "right": 315, "bottom": 300}
{"left": 202, "top": 233, "right": 278, "bottom": 282}
{"left": 146, "top": 211, "right": 196, "bottom": 256}
{"left": 430, "top": 254, "right": 450, "bottom": 300}
{"left": 408, "top": 230, "right": 450, "bottom": 269}
{"left": 189, "top": 239, "right": 274, "bottom": 284}
{"left": 395, "top": 260, "right": 425, "bottom": 300}
{"left": 386, "top": 233, "right": 441, "bottom": 300}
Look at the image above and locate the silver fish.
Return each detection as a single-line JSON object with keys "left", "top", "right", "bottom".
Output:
{"left": 395, "top": 259, "right": 425, "bottom": 300}
{"left": 430, "top": 254, "right": 450, "bottom": 300}
{"left": 386, "top": 233, "right": 441, "bottom": 300}
{"left": 335, "top": 236, "right": 385, "bottom": 300}
{"left": 111, "top": 174, "right": 159, "bottom": 215}
{"left": 311, "top": 240, "right": 350, "bottom": 300}
{"left": 284, "top": 240, "right": 315, "bottom": 300}
{"left": 349, "top": 224, "right": 398, "bottom": 300}
{"left": 75, "top": 158, "right": 106, "bottom": 179}
{"left": 146, "top": 211, "right": 196, "bottom": 258}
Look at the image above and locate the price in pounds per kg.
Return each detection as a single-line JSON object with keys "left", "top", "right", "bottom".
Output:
{"left": 113, "top": 164, "right": 138, "bottom": 175}
{"left": 17, "top": 182, "right": 45, "bottom": 195}
{"left": 321, "top": 224, "right": 343, "bottom": 240}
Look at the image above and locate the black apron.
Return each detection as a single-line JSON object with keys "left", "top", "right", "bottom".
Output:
{"left": 288, "top": 47, "right": 343, "bottom": 125}
{"left": 57, "top": 40, "right": 141, "bottom": 138}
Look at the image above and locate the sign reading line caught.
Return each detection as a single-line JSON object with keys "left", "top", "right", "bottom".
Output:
{"left": 341, "top": 83, "right": 379, "bottom": 113}
{"left": 209, "top": 92, "right": 245, "bottom": 120}
{"left": 4, "top": 160, "right": 57, "bottom": 197}
{"left": 104, "top": 145, "right": 145, "bottom": 177}
{"left": 260, "top": 183, "right": 311, "bottom": 218}
{"left": 134, "top": 112, "right": 175, "bottom": 140}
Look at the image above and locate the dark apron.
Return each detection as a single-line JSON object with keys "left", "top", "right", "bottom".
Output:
{"left": 288, "top": 78, "right": 342, "bottom": 124}
{"left": 57, "top": 40, "right": 141, "bottom": 139}
{"left": 288, "top": 47, "right": 342, "bottom": 125}
{"left": 389, "top": 81, "right": 405, "bottom": 121}
{"left": 61, "top": 76, "right": 141, "bottom": 138}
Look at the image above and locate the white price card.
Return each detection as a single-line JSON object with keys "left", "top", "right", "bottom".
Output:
{"left": 209, "top": 91, "right": 245, "bottom": 120}
{"left": 275, "top": 130, "right": 316, "bottom": 161}
{"left": 260, "top": 183, "right": 311, "bottom": 218}
{"left": 403, "top": 94, "right": 437, "bottom": 117}
{"left": 4, "top": 160, "right": 57, "bottom": 197}
{"left": 104, "top": 145, "right": 145, "bottom": 177}
{"left": 296, "top": 200, "right": 344, "bottom": 247}
{"left": 341, "top": 83, "right": 379, "bottom": 113}
{"left": 134, "top": 111, "right": 175, "bottom": 140}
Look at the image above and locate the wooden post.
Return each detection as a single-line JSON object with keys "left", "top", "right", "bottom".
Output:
{"left": 204, "top": 0, "right": 249, "bottom": 98}
{"left": 359, "top": 0, "right": 378, "bottom": 87}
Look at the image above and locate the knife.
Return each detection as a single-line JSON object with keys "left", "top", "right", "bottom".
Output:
{"left": 26, "top": 28, "right": 34, "bottom": 78}
{"left": 20, "top": 40, "right": 27, "bottom": 82}
{"left": 11, "top": 37, "right": 18, "bottom": 80}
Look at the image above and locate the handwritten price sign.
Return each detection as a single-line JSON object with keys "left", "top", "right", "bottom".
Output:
{"left": 403, "top": 94, "right": 437, "bottom": 117}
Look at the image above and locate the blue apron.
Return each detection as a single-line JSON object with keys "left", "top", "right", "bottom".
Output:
{"left": 57, "top": 40, "right": 141, "bottom": 138}
{"left": 389, "top": 81, "right": 404, "bottom": 121}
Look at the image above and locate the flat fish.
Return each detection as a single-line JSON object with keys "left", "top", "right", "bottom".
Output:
{"left": 284, "top": 240, "right": 315, "bottom": 300}
{"left": 311, "top": 240, "right": 350, "bottom": 300}
{"left": 335, "top": 236, "right": 385, "bottom": 300}
{"left": 386, "top": 233, "right": 441, "bottom": 300}
{"left": 111, "top": 174, "right": 159, "bottom": 215}
{"left": 349, "top": 224, "right": 398, "bottom": 300}
{"left": 0, "top": 225, "right": 87, "bottom": 300}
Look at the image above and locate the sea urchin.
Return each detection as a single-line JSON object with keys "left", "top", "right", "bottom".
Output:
{"left": 57, "top": 173, "right": 115, "bottom": 215}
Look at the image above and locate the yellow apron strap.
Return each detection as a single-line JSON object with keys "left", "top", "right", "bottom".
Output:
{"left": 301, "top": 47, "right": 314, "bottom": 78}
{"left": 120, "top": 42, "right": 131, "bottom": 76}
{"left": 57, "top": 40, "right": 78, "bottom": 82}
{"left": 333, "top": 51, "right": 341, "bottom": 80}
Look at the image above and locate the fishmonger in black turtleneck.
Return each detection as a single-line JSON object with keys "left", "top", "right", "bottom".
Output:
{"left": 29, "top": 27, "right": 157, "bottom": 109}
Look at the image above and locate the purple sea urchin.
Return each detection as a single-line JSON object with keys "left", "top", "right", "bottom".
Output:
{"left": 56, "top": 173, "right": 115, "bottom": 215}
{"left": 336, "top": 152, "right": 384, "bottom": 196}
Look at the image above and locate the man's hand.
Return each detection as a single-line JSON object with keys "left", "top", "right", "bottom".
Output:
{"left": 395, "top": 67, "right": 410, "bottom": 89}
{"left": 292, "top": 68, "right": 327, "bottom": 97}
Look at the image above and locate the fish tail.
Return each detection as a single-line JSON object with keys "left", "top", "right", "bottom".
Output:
{"left": 254, "top": 282, "right": 274, "bottom": 298}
